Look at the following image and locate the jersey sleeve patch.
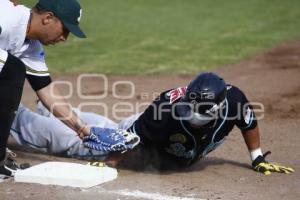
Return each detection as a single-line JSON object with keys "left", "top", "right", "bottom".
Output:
{"left": 168, "top": 86, "right": 187, "bottom": 104}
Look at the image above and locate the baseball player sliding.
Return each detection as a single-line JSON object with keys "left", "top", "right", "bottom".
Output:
{"left": 10, "top": 73, "right": 294, "bottom": 175}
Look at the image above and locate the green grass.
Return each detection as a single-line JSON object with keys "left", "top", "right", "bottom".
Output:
{"left": 23, "top": 0, "right": 300, "bottom": 74}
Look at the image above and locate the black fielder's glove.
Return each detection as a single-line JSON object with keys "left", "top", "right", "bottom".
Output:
{"left": 252, "top": 151, "right": 295, "bottom": 175}
{"left": 83, "top": 127, "right": 140, "bottom": 153}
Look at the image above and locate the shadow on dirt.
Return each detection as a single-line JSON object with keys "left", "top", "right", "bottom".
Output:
{"left": 8, "top": 139, "right": 250, "bottom": 174}
{"left": 117, "top": 147, "right": 250, "bottom": 175}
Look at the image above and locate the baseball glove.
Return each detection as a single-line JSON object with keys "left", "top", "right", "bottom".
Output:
{"left": 252, "top": 151, "right": 295, "bottom": 175}
{"left": 83, "top": 127, "right": 140, "bottom": 153}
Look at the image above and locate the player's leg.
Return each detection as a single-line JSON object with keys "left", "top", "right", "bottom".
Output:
{"left": 36, "top": 100, "right": 52, "bottom": 117}
{"left": 0, "top": 51, "right": 26, "bottom": 178}
{"left": 118, "top": 113, "right": 142, "bottom": 130}
{"left": 11, "top": 104, "right": 119, "bottom": 160}
{"left": 11, "top": 104, "right": 77, "bottom": 154}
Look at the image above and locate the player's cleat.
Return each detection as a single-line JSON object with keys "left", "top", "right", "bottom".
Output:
{"left": 6, "top": 148, "right": 31, "bottom": 169}
{"left": 0, "top": 163, "right": 14, "bottom": 180}
{"left": 0, "top": 149, "right": 31, "bottom": 180}
{"left": 0, "top": 158, "right": 17, "bottom": 180}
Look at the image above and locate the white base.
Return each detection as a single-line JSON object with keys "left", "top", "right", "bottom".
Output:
{"left": 14, "top": 162, "right": 118, "bottom": 188}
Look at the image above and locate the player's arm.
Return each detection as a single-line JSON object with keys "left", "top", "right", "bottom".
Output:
{"left": 241, "top": 126, "right": 294, "bottom": 175}
{"left": 242, "top": 126, "right": 260, "bottom": 153}
{"left": 27, "top": 75, "right": 140, "bottom": 154}
{"left": 35, "top": 81, "right": 90, "bottom": 137}
{"left": 26, "top": 73, "right": 89, "bottom": 137}
{"left": 235, "top": 86, "right": 295, "bottom": 175}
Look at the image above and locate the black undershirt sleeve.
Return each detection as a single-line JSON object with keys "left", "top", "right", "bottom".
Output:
{"left": 26, "top": 74, "right": 52, "bottom": 91}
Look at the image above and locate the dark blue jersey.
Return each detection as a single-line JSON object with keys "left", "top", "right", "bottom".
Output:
{"left": 127, "top": 85, "right": 257, "bottom": 167}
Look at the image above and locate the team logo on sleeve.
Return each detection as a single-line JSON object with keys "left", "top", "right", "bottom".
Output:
{"left": 168, "top": 87, "right": 187, "bottom": 104}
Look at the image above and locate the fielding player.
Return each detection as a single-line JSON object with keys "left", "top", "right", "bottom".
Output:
{"left": 0, "top": 0, "right": 127, "bottom": 179}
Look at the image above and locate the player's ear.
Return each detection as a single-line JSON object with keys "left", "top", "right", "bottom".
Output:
{"left": 42, "top": 12, "right": 55, "bottom": 25}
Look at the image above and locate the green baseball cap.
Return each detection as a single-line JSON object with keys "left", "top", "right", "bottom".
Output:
{"left": 36, "top": 0, "right": 86, "bottom": 38}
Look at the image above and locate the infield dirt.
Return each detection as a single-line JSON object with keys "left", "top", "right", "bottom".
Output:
{"left": 1, "top": 41, "right": 299, "bottom": 200}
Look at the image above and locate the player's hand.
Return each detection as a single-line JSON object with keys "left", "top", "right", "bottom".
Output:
{"left": 252, "top": 151, "right": 295, "bottom": 175}
{"left": 83, "top": 127, "right": 140, "bottom": 152}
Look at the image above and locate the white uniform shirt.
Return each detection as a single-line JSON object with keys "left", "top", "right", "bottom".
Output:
{"left": 0, "top": 0, "right": 49, "bottom": 76}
